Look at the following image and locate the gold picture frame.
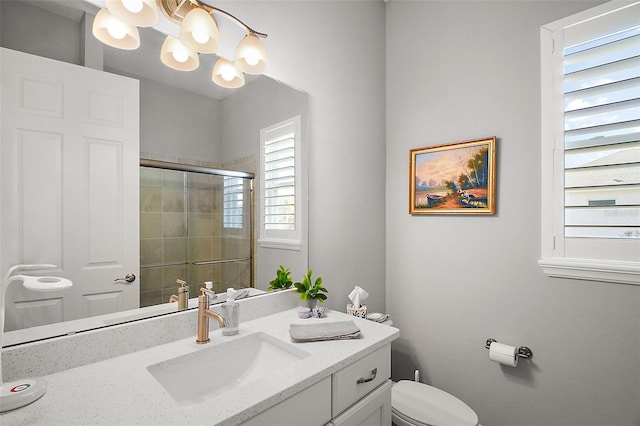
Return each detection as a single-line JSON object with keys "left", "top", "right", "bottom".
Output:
{"left": 410, "top": 137, "right": 496, "bottom": 215}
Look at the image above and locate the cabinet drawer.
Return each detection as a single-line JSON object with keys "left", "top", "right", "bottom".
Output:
{"left": 331, "top": 380, "right": 392, "bottom": 426}
{"left": 332, "top": 345, "right": 390, "bottom": 417}
{"left": 243, "top": 376, "right": 331, "bottom": 426}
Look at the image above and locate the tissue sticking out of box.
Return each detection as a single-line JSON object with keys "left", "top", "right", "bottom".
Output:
{"left": 349, "top": 286, "right": 369, "bottom": 308}
{"left": 347, "top": 286, "right": 369, "bottom": 318}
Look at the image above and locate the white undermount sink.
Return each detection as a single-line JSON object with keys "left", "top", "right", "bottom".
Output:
{"left": 147, "top": 332, "right": 310, "bottom": 407}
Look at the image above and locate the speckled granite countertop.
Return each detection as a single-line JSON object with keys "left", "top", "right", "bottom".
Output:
{"left": 1, "top": 309, "right": 398, "bottom": 426}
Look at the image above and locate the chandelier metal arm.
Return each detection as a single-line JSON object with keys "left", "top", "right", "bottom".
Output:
{"left": 194, "top": 0, "right": 268, "bottom": 38}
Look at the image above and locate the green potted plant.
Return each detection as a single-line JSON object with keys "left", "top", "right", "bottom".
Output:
{"left": 267, "top": 265, "right": 293, "bottom": 291}
{"left": 294, "top": 269, "right": 328, "bottom": 308}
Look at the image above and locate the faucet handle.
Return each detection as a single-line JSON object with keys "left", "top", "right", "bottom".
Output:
{"left": 200, "top": 287, "right": 217, "bottom": 308}
{"left": 176, "top": 279, "right": 189, "bottom": 294}
{"left": 200, "top": 287, "right": 216, "bottom": 297}
{"left": 201, "top": 280, "right": 215, "bottom": 296}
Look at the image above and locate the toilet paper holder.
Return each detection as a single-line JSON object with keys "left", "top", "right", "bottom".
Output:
{"left": 485, "top": 338, "right": 533, "bottom": 359}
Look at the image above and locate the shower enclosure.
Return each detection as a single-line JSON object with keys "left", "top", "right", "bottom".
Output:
{"left": 139, "top": 159, "right": 254, "bottom": 308}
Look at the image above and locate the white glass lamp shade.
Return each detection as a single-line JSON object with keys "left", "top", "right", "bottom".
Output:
{"left": 179, "top": 8, "right": 220, "bottom": 53}
{"left": 92, "top": 8, "right": 140, "bottom": 50}
{"left": 234, "top": 33, "right": 268, "bottom": 74}
{"left": 212, "top": 58, "right": 245, "bottom": 88}
{"left": 160, "top": 36, "right": 199, "bottom": 71}
{"left": 106, "top": 0, "right": 158, "bottom": 27}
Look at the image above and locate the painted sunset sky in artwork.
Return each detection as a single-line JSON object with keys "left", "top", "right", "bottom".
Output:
{"left": 415, "top": 144, "right": 482, "bottom": 189}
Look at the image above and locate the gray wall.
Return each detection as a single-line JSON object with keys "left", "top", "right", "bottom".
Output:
{"left": 227, "top": 1, "right": 388, "bottom": 313}
{"left": 220, "top": 76, "right": 307, "bottom": 163}
{"left": 221, "top": 76, "right": 310, "bottom": 287}
{"left": 386, "top": 1, "right": 639, "bottom": 426}
{"left": 0, "top": 0, "right": 81, "bottom": 65}
{"left": 136, "top": 76, "right": 222, "bottom": 160}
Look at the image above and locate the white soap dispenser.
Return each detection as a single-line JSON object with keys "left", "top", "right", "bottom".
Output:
{"left": 222, "top": 287, "right": 239, "bottom": 336}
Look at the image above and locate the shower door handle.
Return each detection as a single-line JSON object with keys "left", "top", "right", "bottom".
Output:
{"left": 114, "top": 273, "right": 136, "bottom": 284}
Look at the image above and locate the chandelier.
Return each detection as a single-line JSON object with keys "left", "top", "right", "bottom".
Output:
{"left": 92, "top": 0, "right": 268, "bottom": 89}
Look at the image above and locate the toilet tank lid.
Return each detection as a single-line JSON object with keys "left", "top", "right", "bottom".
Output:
{"left": 392, "top": 380, "right": 478, "bottom": 426}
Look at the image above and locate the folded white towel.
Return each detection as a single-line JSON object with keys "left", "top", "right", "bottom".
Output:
{"left": 290, "top": 320, "right": 361, "bottom": 343}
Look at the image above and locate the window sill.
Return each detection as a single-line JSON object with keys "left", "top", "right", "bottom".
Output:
{"left": 538, "top": 258, "right": 640, "bottom": 286}
{"left": 258, "top": 238, "right": 302, "bottom": 251}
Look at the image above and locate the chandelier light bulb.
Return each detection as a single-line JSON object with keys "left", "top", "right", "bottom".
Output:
{"left": 172, "top": 46, "right": 189, "bottom": 63}
{"left": 234, "top": 33, "right": 268, "bottom": 74}
{"left": 192, "top": 31, "right": 209, "bottom": 44}
{"left": 92, "top": 8, "right": 140, "bottom": 50}
{"left": 221, "top": 65, "right": 236, "bottom": 81}
{"left": 106, "top": 21, "right": 128, "bottom": 40}
{"left": 160, "top": 36, "right": 199, "bottom": 71}
{"left": 212, "top": 57, "right": 245, "bottom": 89}
{"left": 122, "top": 0, "right": 143, "bottom": 13}
{"left": 105, "top": 0, "right": 158, "bottom": 27}
{"left": 180, "top": 7, "right": 219, "bottom": 54}
{"left": 244, "top": 50, "right": 260, "bottom": 66}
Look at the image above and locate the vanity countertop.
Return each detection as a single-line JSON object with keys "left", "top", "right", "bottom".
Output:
{"left": 1, "top": 308, "right": 398, "bottom": 426}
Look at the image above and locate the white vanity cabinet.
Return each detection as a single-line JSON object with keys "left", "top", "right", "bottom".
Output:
{"left": 244, "top": 344, "right": 391, "bottom": 426}
{"left": 329, "top": 344, "right": 392, "bottom": 426}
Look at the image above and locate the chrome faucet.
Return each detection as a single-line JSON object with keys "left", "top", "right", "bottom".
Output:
{"left": 196, "top": 287, "right": 225, "bottom": 344}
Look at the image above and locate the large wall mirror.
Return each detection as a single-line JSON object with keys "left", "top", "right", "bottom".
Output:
{"left": 0, "top": 0, "right": 308, "bottom": 346}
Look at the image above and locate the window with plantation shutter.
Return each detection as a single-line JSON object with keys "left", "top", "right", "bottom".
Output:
{"left": 540, "top": 1, "right": 640, "bottom": 285}
{"left": 223, "top": 176, "right": 244, "bottom": 229}
{"left": 259, "top": 116, "right": 302, "bottom": 249}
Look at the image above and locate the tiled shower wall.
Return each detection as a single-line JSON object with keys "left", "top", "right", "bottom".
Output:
{"left": 139, "top": 155, "right": 255, "bottom": 307}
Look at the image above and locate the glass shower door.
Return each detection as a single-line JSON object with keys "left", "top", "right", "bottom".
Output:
{"left": 139, "top": 164, "right": 253, "bottom": 308}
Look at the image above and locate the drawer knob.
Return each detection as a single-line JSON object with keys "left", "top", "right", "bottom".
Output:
{"left": 356, "top": 368, "right": 377, "bottom": 384}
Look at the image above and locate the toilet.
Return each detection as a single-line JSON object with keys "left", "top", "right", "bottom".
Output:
{"left": 371, "top": 316, "right": 479, "bottom": 426}
{"left": 391, "top": 379, "right": 479, "bottom": 426}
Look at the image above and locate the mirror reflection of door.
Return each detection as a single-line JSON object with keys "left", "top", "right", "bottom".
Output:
{"left": 1, "top": 48, "right": 140, "bottom": 331}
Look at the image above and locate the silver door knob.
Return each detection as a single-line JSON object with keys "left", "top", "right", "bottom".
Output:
{"left": 114, "top": 273, "right": 136, "bottom": 284}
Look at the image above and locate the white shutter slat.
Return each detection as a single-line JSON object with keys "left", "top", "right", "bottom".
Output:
{"left": 565, "top": 119, "right": 639, "bottom": 149}
{"left": 565, "top": 185, "right": 640, "bottom": 207}
{"left": 565, "top": 163, "right": 640, "bottom": 188}
{"left": 564, "top": 32, "right": 640, "bottom": 74}
{"left": 564, "top": 98, "right": 640, "bottom": 130}
{"left": 565, "top": 142, "right": 640, "bottom": 168}
{"left": 565, "top": 226, "right": 640, "bottom": 238}
{"left": 565, "top": 77, "right": 640, "bottom": 111}
{"left": 566, "top": 206, "right": 640, "bottom": 226}
{"left": 563, "top": 55, "right": 640, "bottom": 92}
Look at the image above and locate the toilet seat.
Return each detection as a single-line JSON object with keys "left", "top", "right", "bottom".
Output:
{"left": 392, "top": 406, "right": 430, "bottom": 426}
{"left": 392, "top": 380, "right": 478, "bottom": 426}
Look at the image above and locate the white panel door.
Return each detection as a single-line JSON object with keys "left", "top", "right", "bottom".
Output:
{"left": 1, "top": 47, "right": 140, "bottom": 330}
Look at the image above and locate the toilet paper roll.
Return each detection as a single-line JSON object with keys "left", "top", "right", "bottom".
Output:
{"left": 489, "top": 342, "right": 518, "bottom": 367}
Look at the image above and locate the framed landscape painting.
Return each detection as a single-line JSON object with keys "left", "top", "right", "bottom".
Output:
{"left": 410, "top": 137, "right": 496, "bottom": 215}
